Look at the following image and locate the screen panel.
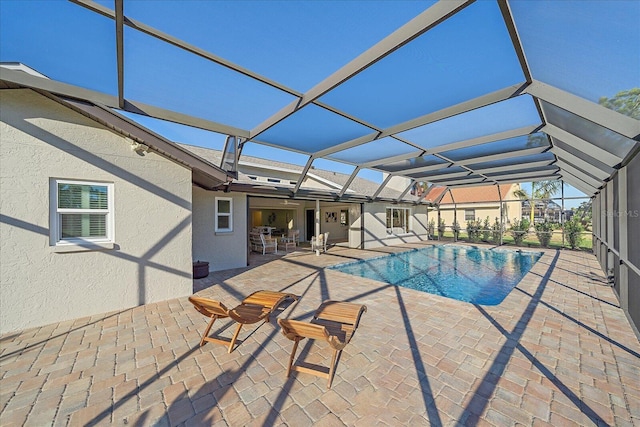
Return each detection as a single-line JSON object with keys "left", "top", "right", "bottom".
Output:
{"left": 124, "top": 1, "right": 433, "bottom": 92}
{"left": 438, "top": 133, "right": 549, "bottom": 162}
{"left": 0, "top": 1, "right": 117, "bottom": 95}
{"left": 511, "top": 0, "right": 640, "bottom": 115}
{"left": 398, "top": 95, "right": 540, "bottom": 150}
{"left": 317, "top": 1, "right": 525, "bottom": 128}
{"left": 124, "top": 28, "right": 296, "bottom": 130}
{"left": 256, "top": 104, "right": 373, "bottom": 153}
{"left": 327, "top": 137, "right": 420, "bottom": 164}
{"left": 376, "top": 155, "right": 448, "bottom": 173}
{"left": 542, "top": 101, "right": 637, "bottom": 160}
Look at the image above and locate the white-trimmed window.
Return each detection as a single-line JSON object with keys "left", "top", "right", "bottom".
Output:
{"left": 51, "top": 179, "right": 114, "bottom": 245}
{"left": 465, "top": 209, "right": 475, "bottom": 221}
{"left": 215, "top": 197, "right": 233, "bottom": 232}
{"left": 386, "top": 207, "right": 411, "bottom": 234}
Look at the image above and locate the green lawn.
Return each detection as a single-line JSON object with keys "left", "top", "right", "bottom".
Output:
{"left": 436, "top": 231, "right": 592, "bottom": 251}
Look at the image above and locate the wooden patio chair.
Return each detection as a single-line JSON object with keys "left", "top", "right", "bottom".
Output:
{"left": 189, "top": 290, "right": 298, "bottom": 352}
{"left": 249, "top": 232, "right": 278, "bottom": 254}
{"left": 278, "top": 300, "right": 367, "bottom": 388}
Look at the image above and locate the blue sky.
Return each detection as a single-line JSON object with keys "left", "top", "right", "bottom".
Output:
{"left": 2, "top": 0, "right": 637, "bottom": 209}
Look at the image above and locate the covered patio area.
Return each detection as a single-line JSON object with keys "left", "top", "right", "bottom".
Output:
{"left": 1, "top": 243, "right": 638, "bottom": 426}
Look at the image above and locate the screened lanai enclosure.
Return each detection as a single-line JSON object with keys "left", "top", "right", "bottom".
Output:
{"left": 1, "top": 0, "right": 638, "bottom": 333}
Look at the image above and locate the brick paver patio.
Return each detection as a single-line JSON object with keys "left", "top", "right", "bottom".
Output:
{"left": 1, "top": 243, "right": 639, "bottom": 426}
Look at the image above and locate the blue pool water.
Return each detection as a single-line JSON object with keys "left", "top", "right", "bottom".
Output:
{"left": 329, "top": 245, "right": 543, "bottom": 305}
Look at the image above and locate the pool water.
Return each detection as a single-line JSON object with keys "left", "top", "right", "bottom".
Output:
{"left": 329, "top": 245, "right": 543, "bottom": 305}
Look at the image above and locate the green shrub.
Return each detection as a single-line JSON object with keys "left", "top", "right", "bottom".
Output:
{"left": 438, "top": 217, "right": 446, "bottom": 238}
{"left": 466, "top": 218, "right": 482, "bottom": 243}
{"left": 492, "top": 218, "right": 503, "bottom": 244}
{"left": 535, "top": 220, "right": 554, "bottom": 248}
{"left": 482, "top": 217, "right": 491, "bottom": 242}
{"left": 452, "top": 220, "right": 461, "bottom": 240}
{"left": 428, "top": 219, "right": 436, "bottom": 239}
{"left": 563, "top": 216, "right": 584, "bottom": 249}
{"left": 510, "top": 218, "right": 529, "bottom": 246}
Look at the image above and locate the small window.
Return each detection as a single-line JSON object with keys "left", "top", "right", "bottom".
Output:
{"left": 51, "top": 179, "right": 114, "bottom": 245}
{"left": 267, "top": 178, "right": 280, "bottom": 183}
{"left": 340, "top": 209, "right": 349, "bottom": 226}
{"left": 386, "top": 207, "right": 411, "bottom": 234}
{"left": 248, "top": 176, "right": 257, "bottom": 180}
{"left": 465, "top": 209, "right": 475, "bottom": 221}
{"left": 215, "top": 197, "right": 233, "bottom": 232}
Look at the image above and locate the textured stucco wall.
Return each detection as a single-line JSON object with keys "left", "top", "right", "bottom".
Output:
{"left": 362, "top": 203, "right": 428, "bottom": 249}
{"left": 192, "top": 187, "right": 247, "bottom": 272}
{"left": 0, "top": 89, "right": 193, "bottom": 334}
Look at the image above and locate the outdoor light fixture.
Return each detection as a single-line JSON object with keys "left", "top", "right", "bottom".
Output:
{"left": 127, "top": 137, "right": 149, "bottom": 154}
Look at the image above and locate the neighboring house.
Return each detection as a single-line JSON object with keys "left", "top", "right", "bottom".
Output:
{"left": 521, "top": 200, "right": 563, "bottom": 222}
{"left": 423, "top": 184, "right": 523, "bottom": 228}
{"left": 0, "top": 66, "right": 430, "bottom": 333}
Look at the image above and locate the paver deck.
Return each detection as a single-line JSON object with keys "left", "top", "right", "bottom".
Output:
{"left": 1, "top": 242, "right": 639, "bottom": 426}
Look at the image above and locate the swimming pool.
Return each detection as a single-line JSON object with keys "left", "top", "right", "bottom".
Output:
{"left": 329, "top": 245, "right": 543, "bottom": 305}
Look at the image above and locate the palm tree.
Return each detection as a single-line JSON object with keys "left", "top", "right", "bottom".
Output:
{"left": 536, "top": 180, "right": 561, "bottom": 220}
{"left": 514, "top": 184, "right": 535, "bottom": 227}
{"left": 514, "top": 180, "right": 561, "bottom": 226}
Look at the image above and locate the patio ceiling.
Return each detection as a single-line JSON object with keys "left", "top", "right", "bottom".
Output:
{"left": 1, "top": 0, "right": 638, "bottom": 201}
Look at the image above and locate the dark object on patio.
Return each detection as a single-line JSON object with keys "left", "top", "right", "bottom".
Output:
{"left": 188, "top": 290, "right": 298, "bottom": 352}
{"left": 193, "top": 261, "right": 209, "bottom": 279}
{"left": 278, "top": 300, "right": 367, "bottom": 388}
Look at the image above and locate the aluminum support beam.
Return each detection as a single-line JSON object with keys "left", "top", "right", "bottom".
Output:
{"left": 618, "top": 168, "right": 629, "bottom": 310}
{"left": 497, "top": 0, "right": 533, "bottom": 84}
{"left": 550, "top": 146, "right": 613, "bottom": 180}
{"left": 497, "top": 183, "right": 504, "bottom": 245}
{"left": 250, "top": 0, "right": 472, "bottom": 138}
{"left": 71, "top": 0, "right": 300, "bottom": 97}
{"left": 410, "top": 171, "right": 471, "bottom": 182}
{"left": 426, "top": 125, "right": 539, "bottom": 156}
{"left": 371, "top": 174, "right": 394, "bottom": 200}
{"left": 114, "top": 0, "right": 124, "bottom": 108}
{"left": 485, "top": 168, "right": 560, "bottom": 182}
{"left": 396, "top": 180, "right": 416, "bottom": 203}
{"left": 472, "top": 159, "right": 554, "bottom": 175}
{"left": 543, "top": 124, "right": 623, "bottom": 166}
{"left": 554, "top": 160, "right": 604, "bottom": 189}
{"left": 489, "top": 174, "right": 560, "bottom": 187}
{"left": 362, "top": 150, "right": 426, "bottom": 169}
{"left": 434, "top": 177, "right": 488, "bottom": 186}
{"left": 293, "top": 157, "right": 316, "bottom": 194}
{"left": 338, "top": 167, "right": 361, "bottom": 197}
{"left": 0, "top": 67, "right": 251, "bottom": 138}
{"left": 380, "top": 83, "right": 527, "bottom": 138}
{"left": 527, "top": 79, "right": 640, "bottom": 140}
{"left": 560, "top": 173, "right": 598, "bottom": 196}
{"left": 446, "top": 147, "right": 547, "bottom": 166}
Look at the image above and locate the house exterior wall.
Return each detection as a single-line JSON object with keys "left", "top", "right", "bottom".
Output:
{"left": 192, "top": 188, "right": 247, "bottom": 272}
{"left": 438, "top": 204, "right": 503, "bottom": 227}
{"left": 0, "top": 89, "right": 193, "bottom": 334}
{"left": 435, "top": 185, "right": 523, "bottom": 230}
{"left": 362, "top": 202, "right": 429, "bottom": 249}
{"left": 313, "top": 202, "right": 351, "bottom": 242}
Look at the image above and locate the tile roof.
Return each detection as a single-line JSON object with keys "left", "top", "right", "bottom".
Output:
{"left": 425, "top": 184, "right": 516, "bottom": 204}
